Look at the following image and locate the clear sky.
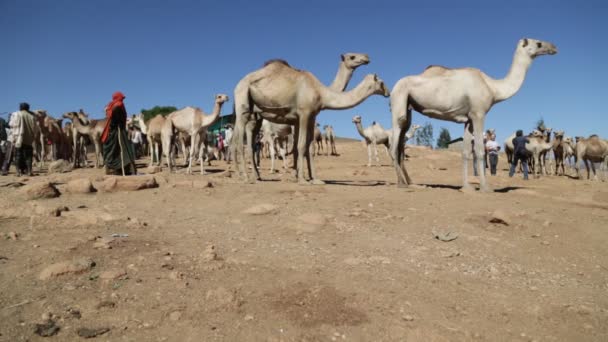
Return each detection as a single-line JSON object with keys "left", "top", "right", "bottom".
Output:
{"left": 1, "top": 0, "right": 606, "bottom": 144}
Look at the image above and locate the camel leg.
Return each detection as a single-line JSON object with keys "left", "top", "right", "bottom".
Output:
{"left": 244, "top": 121, "right": 257, "bottom": 182}
{"left": 296, "top": 117, "right": 310, "bottom": 185}
{"left": 384, "top": 144, "right": 392, "bottom": 160}
{"left": 291, "top": 122, "right": 299, "bottom": 174}
{"left": 279, "top": 140, "right": 288, "bottom": 170}
{"left": 366, "top": 143, "right": 372, "bottom": 167}
{"left": 389, "top": 98, "right": 412, "bottom": 187}
{"left": 269, "top": 138, "right": 276, "bottom": 173}
{"left": 307, "top": 120, "right": 324, "bottom": 185}
{"left": 94, "top": 140, "right": 101, "bottom": 168}
{"left": 373, "top": 142, "right": 380, "bottom": 166}
{"left": 461, "top": 122, "right": 474, "bottom": 191}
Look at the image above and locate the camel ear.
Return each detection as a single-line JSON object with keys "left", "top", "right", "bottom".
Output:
{"left": 522, "top": 38, "right": 529, "bottom": 47}
{"left": 373, "top": 74, "right": 378, "bottom": 81}
{"left": 341, "top": 54, "right": 345, "bottom": 61}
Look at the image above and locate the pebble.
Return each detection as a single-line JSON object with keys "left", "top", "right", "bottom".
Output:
{"left": 402, "top": 315, "right": 415, "bottom": 321}
{"left": 203, "top": 244, "right": 218, "bottom": 261}
{"left": 541, "top": 241, "right": 550, "bottom": 246}
{"left": 242, "top": 203, "right": 278, "bottom": 215}
{"left": 7, "top": 231, "right": 19, "bottom": 240}
{"left": 169, "top": 311, "right": 182, "bottom": 321}
{"left": 531, "top": 233, "right": 541, "bottom": 238}
{"left": 244, "top": 314, "right": 254, "bottom": 321}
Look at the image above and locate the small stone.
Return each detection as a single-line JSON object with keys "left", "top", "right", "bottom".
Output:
{"left": 402, "top": 315, "right": 415, "bottom": 321}
{"left": 244, "top": 314, "right": 254, "bottom": 321}
{"left": 242, "top": 203, "right": 278, "bottom": 215}
{"left": 541, "top": 241, "right": 550, "bottom": 246}
{"left": 542, "top": 220, "right": 551, "bottom": 227}
{"left": 77, "top": 327, "right": 110, "bottom": 338}
{"left": 489, "top": 210, "right": 509, "bottom": 225}
{"left": 34, "top": 320, "right": 60, "bottom": 337}
{"left": 41, "top": 312, "right": 53, "bottom": 321}
{"left": 7, "top": 231, "right": 19, "bottom": 240}
{"left": 169, "top": 311, "right": 182, "bottom": 321}
{"left": 93, "top": 237, "right": 115, "bottom": 249}
{"left": 95, "top": 301, "right": 116, "bottom": 309}
{"left": 50, "top": 206, "right": 69, "bottom": 217}
{"left": 203, "top": 244, "right": 218, "bottom": 261}
{"left": 20, "top": 182, "right": 60, "bottom": 200}
{"left": 531, "top": 233, "right": 541, "bottom": 238}
{"left": 67, "top": 308, "right": 81, "bottom": 319}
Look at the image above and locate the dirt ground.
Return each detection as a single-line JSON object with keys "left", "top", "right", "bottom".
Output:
{"left": 1, "top": 139, "right": 607, "bottom": 342}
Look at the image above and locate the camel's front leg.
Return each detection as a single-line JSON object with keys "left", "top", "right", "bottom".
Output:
{"left": 366, "top": 143, "right": 372, "bottom": 167}
{"left": 269, "top": 138, "right": 276, "bottom": 173}
{"left": 307, "top": 120, "right": 324, "bottom": 184}
{"left": 471, "top": 118, "right": 489, "bottom": 192}
{"left": 187, "top": 134, "right": 197, "bottom": 175}
{"left": 461, "top": 122, "right": 474, "bottom": 191}
{"left": 296, "top": 117, "right": 310, "bottom": 185}
{"left": 94, "top": 140, "right": 101, "bottom": 168}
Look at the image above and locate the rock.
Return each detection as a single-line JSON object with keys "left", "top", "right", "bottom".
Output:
{"left": 489, "top": 210, "right": 509, "bottom": 226}
{"left": 20, "top": 182, "right": 60, "bottom": 200}
{"left": 39, "top": 258, "right": 96, "bottom": 280}
{"left": 242, "top": 203, "right": 278, "bottom": 215}
{"left": 433, "top": 230, "right": 459, "bottom": 242}
{"left": 7, "top": 231, "right": 19, "bottom": 240}
{"left": 169, "top": 311, "right": 182, "bottom": 321}
{"left": 95, "top": 301, "right": 116, "bottom": 309}
{"left": 35, "top": 320, "right": 60, "bottom": 337}
{"left": 542, "top": 220, "right": 551, "bottom": 227}
{"left": 101, "top": 176, "right": 158, "bottom": 192}
{"left": 66, "top": 178, "right": 96, "bottom": 194}
{"left": 76, "top": 327, "right": 110, "bottom": 338}
{"left": 541, "top": 241, "right": 550, "bottom": 246}
{"left": 47, "top": 159, "right": 73, "bottom": 174}
{"left": 244, "top": 314, "right": 254, "bottom": 321}
{"left": 50, "top": 206, "right": 69, "bottom": 217}
{"left": 402, "top": 315, "right": 415, "bottom": 321}
{"left": 99, "top": 269, "right": 127, "bottom": 281}
{"left": 203, "top": 244, "right": 218, "bottom": 261}
{"left": 67, "top": 308, "right": 81, "bottom": 319}
{"left": 93, "top": 237, "right": 116, "bottom": 249}
{"left": 146, "top": 165, "right": 162, "bottom": 174}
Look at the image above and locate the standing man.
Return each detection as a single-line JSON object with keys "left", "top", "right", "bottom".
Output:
{"left": 223, "top": 124, "right": 233, "bottom": 163}
{"left": 509, "top": 130, "right": 530, "bottom": 180}
{"left": 11, "top": 103, "right": 39, "bottom": 176}
{"left": 485, "top": 134, "right": 501, "bottom": 175}
{"left": 131, "top": 126, "right": 143, "bottom": 159}
{"left": 0, "top": 116, "right": 7, "bottom": 168}
{"left": 101, "top": 91, "right": 136, "bottom": 175}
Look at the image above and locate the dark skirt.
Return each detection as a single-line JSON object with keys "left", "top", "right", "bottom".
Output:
{"left": 103, "top": 126, "right": 136, "bottom": 174}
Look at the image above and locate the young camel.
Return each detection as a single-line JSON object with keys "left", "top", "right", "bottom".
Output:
{"left": 161, "top": 94, "right": 229, "bottom": 175}
{"left": 232, "top": 53, "right": 371, "bottom": 181}
{"left": 352, "top": 115, "right": 419, "bottom": 167}
{"left": 62, "top": 112, "right": 106, "bottom": 168}
{"left": 390, "top": 38, "right": 557, "bottom": 191}
{"left": 134, "top": 114, "right": 166, "bottom": 166}
{"left": 525, "top": 130, "right": 554, "bottom": 178}
{"left": 552, "top": 130, "right": 566, "bottom": 175}
{"left": 575, "top": 135, "right": 608, "bottom": 180}
{"left": 261, "top": 119, "right": 291, "bottom": 173}
{"left": 323, "top": 125, "right": 337, "bottom": 156}
{"left": 232, "top": 60, "right": 389, "bottom": 184}
{"left": 312, "top": 123, "right": 324, "bottom": 156}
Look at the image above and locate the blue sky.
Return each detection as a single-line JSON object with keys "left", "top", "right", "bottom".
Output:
{"left": 1, "top": 0, "right": 606, "bottom": 144}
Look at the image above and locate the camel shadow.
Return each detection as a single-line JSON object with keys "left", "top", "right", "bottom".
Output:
{"left": 324, "top": 180, "right": 387, "bottom": 187}
{"left": 493, "top": 186, "right": 524, "bottom": 193}
{"left": 420, "top": 183, "right": 461, "bottom": 190}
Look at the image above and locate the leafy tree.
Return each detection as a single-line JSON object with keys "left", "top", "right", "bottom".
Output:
{"left": 141, "top": 106, "right": 178, "bottom": 122}
{"left": 414, "top": 122, "right": 434, "bottom": 147}
{"left": 436, "top": 127, "right": 451, "bottom": 149}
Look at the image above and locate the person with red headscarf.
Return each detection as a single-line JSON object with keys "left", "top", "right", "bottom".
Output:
{"left": 102, "top": 91, "right": 136, "bottom": 175}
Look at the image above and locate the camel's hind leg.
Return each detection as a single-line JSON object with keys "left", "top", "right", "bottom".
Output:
{"left": 461, "top": 122, "right": 474, "bottom": 190}
{"left": 471, "top": 117, "right": 489, "bottom": 192}
{"left": 389, "top": 84, "right": 412, "bottom": 187}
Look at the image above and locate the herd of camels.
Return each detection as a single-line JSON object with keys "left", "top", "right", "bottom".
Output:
{"left": 24, "top": 38, "right": 608, "bottom": 190}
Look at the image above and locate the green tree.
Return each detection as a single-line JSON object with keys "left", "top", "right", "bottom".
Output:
{"left": 414, "top": 122, "right": 434, "bottom": 147}
{"left": 436, "top": 127, "right": 451, "bottom": 149}
{"left": 141, "top": 106, "right": 178, "bottom": 122}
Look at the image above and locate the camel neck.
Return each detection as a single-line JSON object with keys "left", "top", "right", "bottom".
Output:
{"left": 489, "top": 48, "right": 533, "bottom": 103}
{"left": 354, "top": 122, "right": 367, "bottom": 139}
{"left": 329, "top": 63, "right": 353, "bottom": 91}
{"left": 201, "top": 102, "right": 223, "bottom": 128}
{"left": 321, "top": 79, "right": 375, "bottom": 110}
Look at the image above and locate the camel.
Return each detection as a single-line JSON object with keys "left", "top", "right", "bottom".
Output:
{"left": 312, "top": 123, "right": 324, "bottom": 156}
{"left": 525, "top": 130, "right": 554, "bottom": 178}
{"left": 134, "top": 114, "right": 166, "bottom": 166}
{"left": 352, "top": 115, "right": 419, "bottom": 167}
{"left": 261, "top": 119, "right": 291, "bottom": 173}
{"left": 562, "top": 136, "right": 576, "bottom": 172}
{"left": 323, "top": 125, "right": 337, "bottom": 156}
{"left": 231, "top": 53, "right": 372, "bottom": 181}
{"left": 389, "top": 38, "right": 557, "bottom": 191}
{"left": 552, "top": 130, "right": 566, "bottom": 175}
{"left": 62, "top": 112, "right": 106, "bottom": 168}
{"left": 537, "top": 126, "right": 553, "bottom": 175}
{"left": 232, "top": 59, "right": 389, "bottom": 184}
{"left": 161, "top": 94, "right": 229, "bottom": 175}
{"left": 574, "top": 135, "right": 608, "bottom": 180}
{"left": 43, "top": 115, "right": 67, "bottom": 161}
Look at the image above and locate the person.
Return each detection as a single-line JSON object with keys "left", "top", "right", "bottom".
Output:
{"left": 485, "top": 134, "right": 501, "bottom": 175}
{"left": 254, "top": 132, "right": 263, "bottom": 167}
{"left": 224, "top": 124, "right": 233, "bottom": 162}
{"left": 0, "top": 116, "right": 7, "bottom": 168}
{"left": 101, "top": 91, "right": 136, "bottom": 175}
{"left": 10, "top": 103, "right": 39, "bottom": 176}
{"left": 216, "top": 133, "right": 224, "bottom": 161}
{"left": 1, "top": 112, "right": 17, "bottom": 176}
{"left": 509, "top": 130, "right": 530, "bottom": 180}
{"left": 131, "top": 126, "right": 143, "bottom": 158}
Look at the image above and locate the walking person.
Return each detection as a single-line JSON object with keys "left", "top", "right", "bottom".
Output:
{"left": 223, "top": 124, "right": 233, "bottom": 162}
{"left": 509, "top": 130, "right": 530, "bottom": 180}
{"left": 485, "top": 134, "right": 501, "bottom": 175}
{"left": 1, "top": 112, "right": 17, "bottom": 176}
{"left": 101, "top": 91, "right": 137, "bottom": 175}
{"left": 131, "top": 126, "right": 143, "bottom": 159}
{"left": 11, "top": 103, "right": 39, "bottom": 176}
{"left": 0, "top": 116, "right": 7, "bottom": 168}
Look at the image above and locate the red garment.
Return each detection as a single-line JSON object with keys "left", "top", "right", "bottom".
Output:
{"left": 101, "top": 91, "right": 126, "bottom": 143}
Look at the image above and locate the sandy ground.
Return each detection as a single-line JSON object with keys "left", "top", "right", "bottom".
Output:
{"left": 1, "top": 139, "right": 607, "bottom": 342}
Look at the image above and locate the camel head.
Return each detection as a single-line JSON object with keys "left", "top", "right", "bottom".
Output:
{"left": 519, "top": 38, "right": 558, "bottom": 58}
{"left": 62, "top": 112, "right": 78, "bottom": 120}
{"left": 352, "top": 115, "right": 362, "bottom": 124}
{"left": 363, "top": 74, "right": 390, "bottom": 97}
{"left": 554, "top": 130, "right": 564, "bottom": 138}
{"left": 531, "top": 130, "right": 544, "bottom": 138}
{"left": 341, "top": 53, "right": 370, "bottom": 69}
{"left": 214, "top": 94, "right": 230, "bottom": 105}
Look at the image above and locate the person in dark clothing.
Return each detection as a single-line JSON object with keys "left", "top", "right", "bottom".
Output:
{"left": 509, "top": 130, "right": 530, "bottom": 180}
{"left": 101, "top": 91, "right": 136, "bottom": 175}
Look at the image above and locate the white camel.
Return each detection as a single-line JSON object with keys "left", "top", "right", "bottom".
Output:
{"left": 389, "top": 38, "right": 557, "bottom": 191}
{"left": 134, "top": 114, "right": 166, "bottom": 166}
{"left": 352, "top": 115, "right": 419, "bottom": 167}
{"left": 62, "top": 111, "right": 106, "bottom": 168}
{"left": 161, "top": 94, "right": 229, "bottom": 174}
{"left": 261, "top": 119, "right": 292, "bottom": 173}
{"left": 323, "top": 125, "right": 337, "bottom": 156}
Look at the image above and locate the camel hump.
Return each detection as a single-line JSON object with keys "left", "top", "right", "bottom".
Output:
{"left": 589, "top": 134, "right": 599, "bottom": 138}
{"left": 425, "top": 64, "right": 450, "bottom": 71}
{"left": 264, "top": 59, "right": 291, "bottom": 67}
